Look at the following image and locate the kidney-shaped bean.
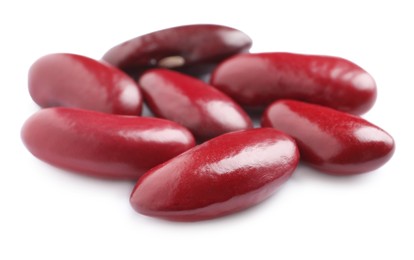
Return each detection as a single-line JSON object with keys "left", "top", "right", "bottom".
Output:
{"left": 21, "top": 107, "right": 195, "bottom": 179}
{"left": 102, "top": 24, "right": 252, "bottom": 71}
{"left": 139, "top": 69, "right": 253, "bottom": 141}
{"left": 211, "top": 52, "right": 377, "bottom": 115}
{"left": 29, "top": 53, "right": 143, "bottom": 115}
{"left": 130, "top": 128, "right": 299, "bottom": 221}
{"left": 262, "top": 100, "right": 394, "bottom": 175}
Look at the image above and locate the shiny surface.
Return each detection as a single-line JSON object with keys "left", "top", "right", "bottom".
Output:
{"left": 29, "top": 53, "right": 143, "bottom": 115}
{"left": 130, "top": 128, "right": 299, "bottom": 221}
{"left": 211, "top": 52, "right": 377, "bottom": 115}
{"left": 139, "top": 69, "right": 253, "bottom": 141}
{"left": 102, "top": 24, "right": 252, "bottom": 71}
{"left": 21, "top": 107, "right": 195, "bottom": 179}
{"left": 262, "top": 100, "right": 395, "bottom": 175}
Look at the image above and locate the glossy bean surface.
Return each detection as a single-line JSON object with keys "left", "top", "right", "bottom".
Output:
{"left": 262, "top": 100, "right": 394, "bottom": 175}
{"left": 211, "top": 52, "right": 377, "bottom": 115}
{"left": 130, "top": 128, "right": 299, "bottom": 221}
{"left": 29, "top": 53, "right": 143, "bottom": 115}
{"left": 102, "top": 24, "right": 252, "bottom": 71}
{"left": 139, "top": 69, "right": 253, "bottom": 141}
{"left": 21, "top": 107, "right": 195, "bottom": 179}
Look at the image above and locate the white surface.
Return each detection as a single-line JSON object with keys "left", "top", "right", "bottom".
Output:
{"left": 1, "top": 1, "right": 413, "bottom": 259}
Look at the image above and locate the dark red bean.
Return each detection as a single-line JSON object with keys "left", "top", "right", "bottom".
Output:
{"left": 262, "top": 100, "right": 394, "bottom": 175}
{"left": 211, "top": 52, "right": 377, "bottom": 115}
{"left": 102, "top": 24, "right": 252, "bottom": 71}
{"left": 139, "top": 69, "right": 253, "bottom": 141}
{"left": 21, "top": 107, "right": 195, "bottom": 179}
{"left": 29, "top": 53, "right": 143, "bottom": 115}
{"left": 130, "top": 128, "right": 299, "bottom": 221}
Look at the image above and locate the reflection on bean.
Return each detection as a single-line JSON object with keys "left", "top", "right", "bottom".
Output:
{"left": 29, "top": 53, "right": 143, "bottom": 115}
{"left": 262, "top": 100, "right": 394, "bottom": 175}
{"left": 139, "top": 69, "right": 253, "bottom": 141}
{"left": 130, "top": 128, "right": 299, "bottom": 221}
{"left": 102, "top": 24, "right": 252, "bottom": 72}
{"left": 211, "top": 52, "right": 377, "bottom": 115}
{"left": 21, "top": 107, "right": 195, "bottom": 179}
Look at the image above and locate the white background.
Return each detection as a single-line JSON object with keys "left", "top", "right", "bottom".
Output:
{"left": 1, "top": 1, "right": 413, "bottom": 259}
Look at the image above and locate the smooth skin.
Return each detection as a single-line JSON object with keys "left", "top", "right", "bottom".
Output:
{"left": 29, "top": 53, "right": 143, "bottom": 115}
{"left": 139, "top": 69, "right": 253, "bottom": 141}
{"left": 102, "top": 24, "right": 252, "bottom": 71}
{"left": 130, "top": 128, "right": 299, "bottom": 221}
{"left": 262, "top": 100, "right": 395, "bottom": 175}
{"left": 21, "top": 107, "right": 195, "bottom": 179}
{"left": 211, "top": 52, "right": 377, "bottom": 115}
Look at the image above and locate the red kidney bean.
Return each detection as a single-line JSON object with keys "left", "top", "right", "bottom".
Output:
{"left": 102, "top": 24, "right": 252, "bottom": 72}
{"left": 130, "top": 128, "right": 299, "bottom": 221}
{"left": 211, "top": 52, "right": 377, "bottom": 115}
{"left": 29, "top": 53, "right": 143, "bottom": 115}
{"left": 262, "top": 100, "right": 394, "bottom": 175}
{"left": 139, "top": 69, "right": 253, "bottom": 141}
{"left": 21, "top": 107, "right": 195, "bottom": 179}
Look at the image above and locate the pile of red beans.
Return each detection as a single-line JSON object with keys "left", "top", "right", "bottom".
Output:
{"left": 21, "top": 24, "right": 395, "bottom": 221}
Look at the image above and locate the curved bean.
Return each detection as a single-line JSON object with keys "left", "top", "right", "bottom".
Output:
{"left": 211, "top": 52, "right": 377, "bottom": 115}
{"left": 130, "top": 128, "right": 299, "bottom": 221}
{"left": 29, "top": 53, "right": 143, "bottom": 115}
{"left": 21, "top": 107, "right": 195, "bottom": 179}
{"left": 139, "top": 69, "right": 253, "bottom": 141}
{"left": 102, "top": 24, "right": 252, "bottom": 72}
{"left": 262, "top": 100, "right": 394, "bottom": 175}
